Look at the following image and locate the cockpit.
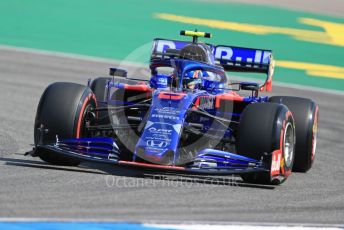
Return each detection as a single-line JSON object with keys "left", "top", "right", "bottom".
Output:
{"left": 150, "top": 63, "right": 226, "bottom": 93}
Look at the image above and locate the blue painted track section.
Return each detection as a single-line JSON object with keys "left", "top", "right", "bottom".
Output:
{"left": 0, "top": 222, "right": 172, "bottom": 230}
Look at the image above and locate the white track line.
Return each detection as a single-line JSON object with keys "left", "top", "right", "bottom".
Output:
{"left": 0, "top": 218, "right": 342, "bottom": 228}
{"left": 0, "top": 44, "right": 343, "bottom": 96}
{"left": 146, "top": 224, "right": 342, "bottom": 230}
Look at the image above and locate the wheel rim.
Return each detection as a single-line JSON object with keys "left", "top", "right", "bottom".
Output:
{"left": 312, "top": 125, "right": 317, "bottom": 160}
{"left": 311, "top": 113, "right": 318, "bottom": 160}
{"left": 79, "top": 104, "right": 96, "bottom": 137}
{"left": 283, "top": 122, "right": 295, "bottom": 167}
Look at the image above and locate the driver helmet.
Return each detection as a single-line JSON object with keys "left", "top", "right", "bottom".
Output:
{"left": 183, "top": 70, "right": 202, "bottom": 89}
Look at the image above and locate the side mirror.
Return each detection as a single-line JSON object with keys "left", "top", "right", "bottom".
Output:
{"left": 109, "top": 68, "right": 127, "bottom": 78}
{"left": 240, "top": 82, "right": 259, "bottom": 91}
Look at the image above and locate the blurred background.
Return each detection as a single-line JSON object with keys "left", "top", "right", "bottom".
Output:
{"left": 0, "top": 0, "right": 343, "bottom": 90}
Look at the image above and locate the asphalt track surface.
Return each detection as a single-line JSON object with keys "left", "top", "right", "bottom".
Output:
{"left": 0, "top": 46, "right": 343, "bottom": 225}
{"left": 200, "top": 0, "right": 344, "bottom": 18}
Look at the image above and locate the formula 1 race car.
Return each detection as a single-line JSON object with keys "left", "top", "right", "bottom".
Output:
{"left": 29, "top": 30, "right": 319, "bottom": 185}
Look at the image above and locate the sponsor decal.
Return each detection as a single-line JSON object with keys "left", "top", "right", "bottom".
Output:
{"left": 198, "top": 97, "right": 215, "bottom": 110}
{"left": 151, "top": 114, "right": 179, "bottom": 120}
{"left": 146, "top": 126, "right": 173, "bottom": 146}
{"left": 148, "top": 127, "right": 173, "bottom": 133}
{"left": 154, "top": 107, "right": 181, "bottom": 115}
{"left": 214, "top": 46, "right": 271, "bottom": 66}
{"left": 145, "top": 147, "right": 161, "bottom": 153}
{"left": 147, "top": 134, "right": 170, "bottom": 141}
{"left": 158, "top": 77, "right": 167, "bottom": 84}
{"left": 155, "top": 40, "right": 177, "bottom": 53}
{"left": 146, "top": 140, "right": 168, "bottom": 148}
{"left": 271, "top": 150, "right": 282, "bottom": 176}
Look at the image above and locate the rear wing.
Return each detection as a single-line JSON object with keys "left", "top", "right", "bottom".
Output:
{"left": 214, "top": 46, "right": 272, "bottom": 74}
{"left": 214, "top": 45, "right": 275, "bottom": 91}
{"left": 150, "top": 39, "right": 275, "bottom": 91}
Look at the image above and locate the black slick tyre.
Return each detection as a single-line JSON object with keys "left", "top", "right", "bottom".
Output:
{"left": 269, "top": 96, "right": 319, "bottom": 172}
{"left": 90, "top": 77, "right": 112, "bottom": 125}
{"left": 34, "top": 82, "right": 96, "bottom": 166}
{"left": 237, "top": 103, "right": 295, "bottom": 185}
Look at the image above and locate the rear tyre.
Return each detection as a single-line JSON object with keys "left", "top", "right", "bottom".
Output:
{"left": 90, "top": 76, "right": 139, "bottom": 101}
{"left": 34, "top": 82, "right": 97, "bottom": 166}
{"left": 269, "top": 96, "right": 319, "bottom": 172}
{"left": 90, "top": 76, "right": 141, "bottom": 125}
{"left": 90, "top": 77, "right": 112, "bottom": 102}
{"left": 90, "top": 77, "right": 112, "bottom": 125}
{"left": 237, "top": 103, "right": 295, "bottom": 185}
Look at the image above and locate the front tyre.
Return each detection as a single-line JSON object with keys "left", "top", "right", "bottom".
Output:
{"left": 269, "top": 96, "right": 319, "bottom": 172}
{"left": 237, "top": 103, "right": 295, "bottom": 185}
{"left": 34, "top": 82, "right": 97, "bottom": 166}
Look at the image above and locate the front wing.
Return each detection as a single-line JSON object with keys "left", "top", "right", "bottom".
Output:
{"left": 31, "top": 137, "right": 269, "bottom": 176}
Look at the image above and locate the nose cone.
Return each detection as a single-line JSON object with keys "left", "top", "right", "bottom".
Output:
{"left": 134, "top": 90, "right": 199, "bottom": 166}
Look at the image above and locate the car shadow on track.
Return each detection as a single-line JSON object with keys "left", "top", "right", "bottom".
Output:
{"left": 0, "top": 154, "right": 276, "bottom": 190}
